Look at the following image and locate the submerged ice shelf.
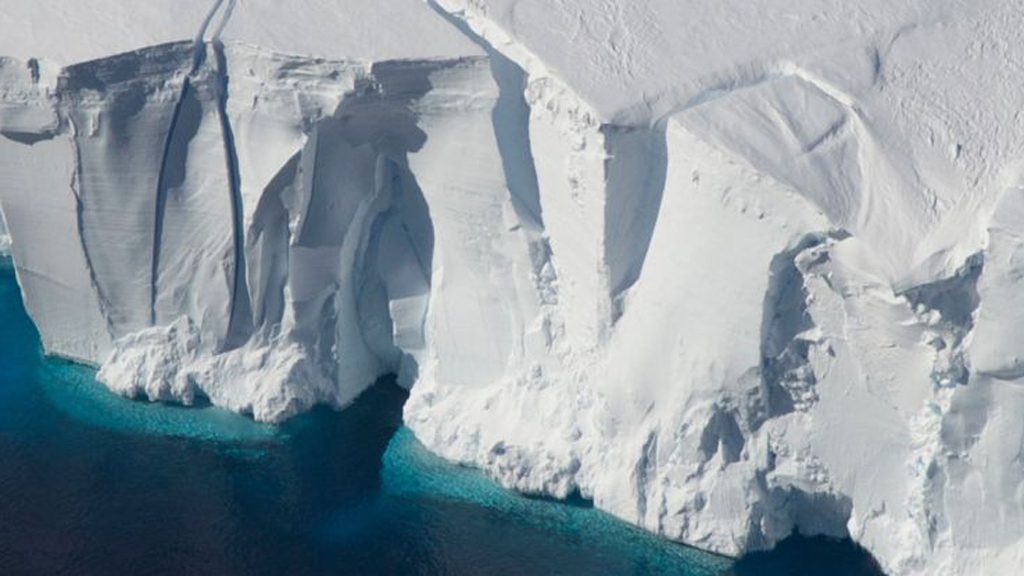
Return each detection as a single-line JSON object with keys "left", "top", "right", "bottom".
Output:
{"left": 2, "top": 1, "right": 1024, "bottom": 575}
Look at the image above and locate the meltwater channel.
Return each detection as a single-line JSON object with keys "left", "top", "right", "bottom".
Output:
{"left": 0, "top": 257, "right": 883, "bottom": 575}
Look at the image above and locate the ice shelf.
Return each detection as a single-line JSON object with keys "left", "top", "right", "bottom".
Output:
{"left": 2, "top": 1, "right": 1024, "bottom": 574}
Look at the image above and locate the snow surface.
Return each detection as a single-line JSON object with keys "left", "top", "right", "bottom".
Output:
{"left": 0, "top": 0, "right": 481, "bottom": 64}
{"left": 2, "top": 1, "right": 1024, "bottom": 575}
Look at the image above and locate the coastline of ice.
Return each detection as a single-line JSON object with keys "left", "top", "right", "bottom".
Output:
{"left": 2, "top": 1, "right": 1024, "bottom": 574}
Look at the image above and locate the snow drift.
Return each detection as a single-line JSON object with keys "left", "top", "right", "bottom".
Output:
{"left": 2, "top": 1, "right": 1024, "bottom": 574}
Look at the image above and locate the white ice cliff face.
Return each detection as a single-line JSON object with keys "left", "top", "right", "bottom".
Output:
{"left": 2, "top": 1, "right": 1024, "bottom": 574}
{"left": 0, "top": 210, "right": 9, "bottom": 254}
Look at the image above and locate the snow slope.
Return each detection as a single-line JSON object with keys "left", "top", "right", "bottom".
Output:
{"left": 2, "top": 1, "right": 1024, "bottom": 574}
{"left": 0, "top": 0, "right": 481, "bottom": 63}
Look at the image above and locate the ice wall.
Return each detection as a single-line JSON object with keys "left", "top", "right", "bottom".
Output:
{"left": 2, "top": 1, "right": 1024, "bottom": 575}
{"left": 0, "top": 40, "right": 517, "bottom": 418}
{"left": 0, "top": 209, "right": 8, "bottom": 253}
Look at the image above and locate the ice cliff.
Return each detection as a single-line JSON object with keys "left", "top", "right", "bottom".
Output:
{"left": 2, "top": 1, "right": 1023, "bottom": 574}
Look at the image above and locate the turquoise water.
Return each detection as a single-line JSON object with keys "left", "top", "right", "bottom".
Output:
{"left": 0, "top": 258, "right": 883, "bottom": 575}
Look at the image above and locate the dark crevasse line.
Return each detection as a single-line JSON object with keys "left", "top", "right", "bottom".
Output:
{"left": 150, "top": 77, "right": 194, "bottom": 326}
{"left": 212, "top": 38, "right": 253, "bottom": 351}
{"left": 65, "top": 112, "right": 117, "bottom": 345}
{"left": 424, "top": 0, "right": 544, "bottom": 230}
{"left": 150, "top": 0, "right": 230, "bottom": 328}
{"left": 192, "top": 0, "right": 227, "bottom": 68}
{"left": 209, "top": 0, "right": 238, "bottom": 41}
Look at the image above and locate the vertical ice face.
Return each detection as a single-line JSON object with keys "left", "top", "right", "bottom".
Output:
{"left": 0, "top": 56, "right": 113, "bottom": 362}
{"left": 0, "top": 198, "right": 9, "bottom": 254}
{"left": 402, "top": 3, "right": 1024, "bottom": 576}
{"left": 3, "top": 1, "right": 1024, "bottom": 575}
{"left": 67, "top": 45, "right": 202, "bottom": 339}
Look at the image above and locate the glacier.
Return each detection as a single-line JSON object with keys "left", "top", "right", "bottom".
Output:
{"left": 1, "top": 1, "right": 1023, "bottom": 574}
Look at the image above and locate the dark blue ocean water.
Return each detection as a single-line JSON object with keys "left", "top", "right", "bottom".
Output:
{"left": 0, "top": 258, "right": 884, "bottom": 576}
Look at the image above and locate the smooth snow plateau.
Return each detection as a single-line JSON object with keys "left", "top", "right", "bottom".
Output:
{"left": 1, "top": 1, "right": 1023, "bottom": 575}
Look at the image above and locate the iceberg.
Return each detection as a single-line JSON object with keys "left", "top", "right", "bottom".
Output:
{"left": 2, "top": 1, "right": 1023, "bottom": 574}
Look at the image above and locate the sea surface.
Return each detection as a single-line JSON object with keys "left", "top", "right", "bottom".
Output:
{"left": 0, "top": 258, "right": 884, "bottom": 575}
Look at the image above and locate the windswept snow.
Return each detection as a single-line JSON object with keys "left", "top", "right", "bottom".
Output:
{"left": 0, "top": 0, "right": 481, "bottom": 64}
{"left": 2, "top": 1, "right": 1024, "bottom": 575}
